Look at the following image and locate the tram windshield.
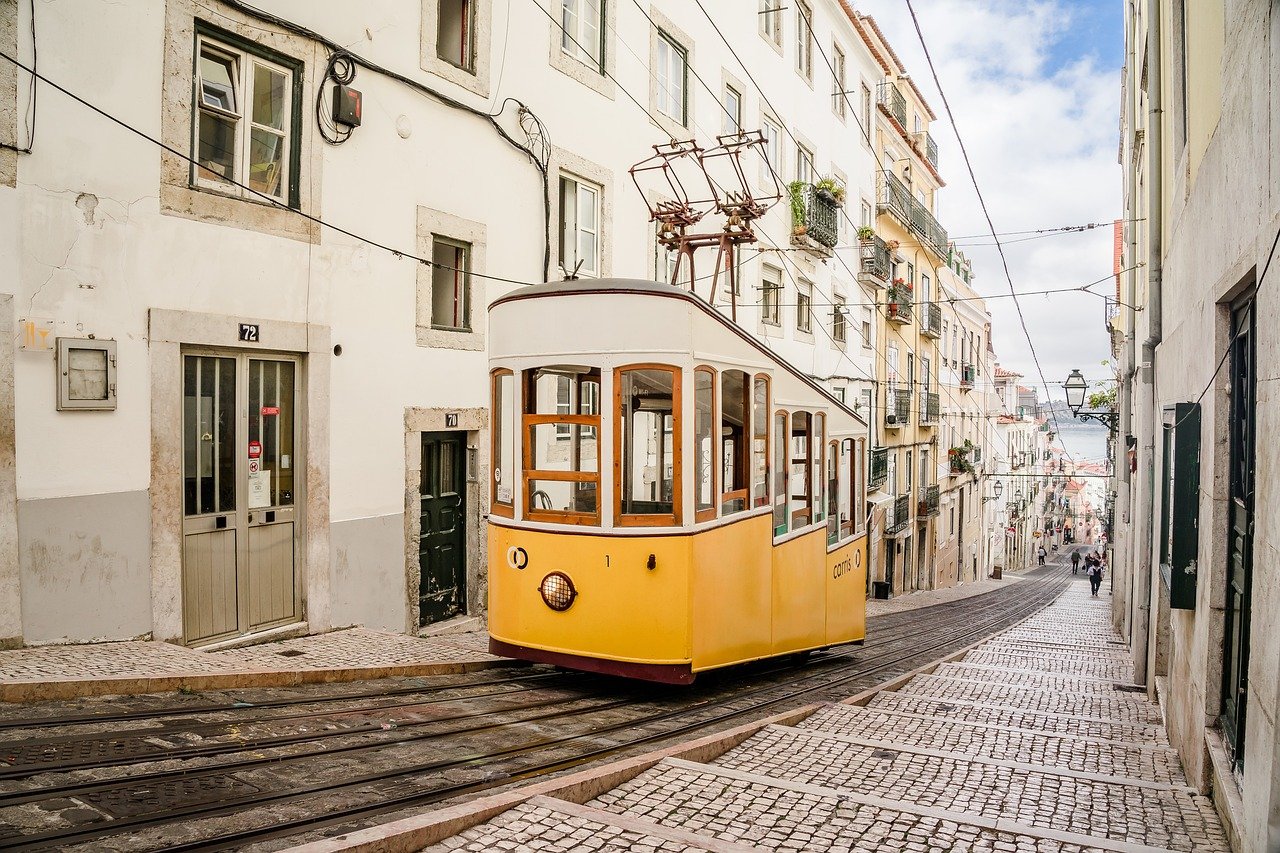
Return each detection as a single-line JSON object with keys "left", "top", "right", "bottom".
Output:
{"left": 618, "top": 367, "right": 679, "bottom": 521}
{"left": 523, "top": 366, "right": 601, "bottom": 522}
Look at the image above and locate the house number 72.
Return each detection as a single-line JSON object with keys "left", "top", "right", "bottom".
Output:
{"left": 239, "top": 323, "right": 260, "bottom": 343}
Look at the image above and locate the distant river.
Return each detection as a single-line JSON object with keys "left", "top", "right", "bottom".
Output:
{"left": 1051, "top": 421, "right": 1111, "bottom": 465}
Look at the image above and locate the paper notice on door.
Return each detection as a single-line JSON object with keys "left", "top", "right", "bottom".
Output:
{"left": 248, "top": 469, "right": 272, "bottom": 509}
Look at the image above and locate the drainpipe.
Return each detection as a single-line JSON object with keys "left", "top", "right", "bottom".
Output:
{"left": 1133, "top": 0, "right": 1163, "bottom": 687}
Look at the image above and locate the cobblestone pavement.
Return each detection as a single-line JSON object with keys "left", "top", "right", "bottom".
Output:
{"left": 0, "top": 627, "right": 499, "bottom": 699}
{"left": 424, "top": 575, "right": 1231, "bottom": 852}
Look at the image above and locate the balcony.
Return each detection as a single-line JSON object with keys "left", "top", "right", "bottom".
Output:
{"left": 918, "top": 484, "right": 940, "bottom": 518}
{"left": 869, "top": 446, "right": 889, "bottom": 488}
{"left": 886, "top": 494, "right": 911, "bottom": 535}
{"left": 919, "top": 391, "right": 940, "bottom": 425}
{"left": 859, "top": 234, "right": 891, "bottom": 286}
{"left": 887, "top": 283, "right": 913, "bottom": 324}
{"left": 878, "top": 80, "right": 907, "bottom": 128}
{"left": 920, "top": 302, "right": 942, "bottom": 338}
{"left": 790, "top": 182, "right": 840, "bottom": 253}
{"left": 877, "top": 170, "right": 949, "bottom": 260}
{"left": 885, "top": 387, "right": 911, "bottom": 428}
{"left": 914, "top": 130, "right": 939, "bottom": 169}
{"left": 948, "top": 443, "right": 976, "bottom": 475}
{"left": 960, "top": 363, "right": 976, "bottom": 389}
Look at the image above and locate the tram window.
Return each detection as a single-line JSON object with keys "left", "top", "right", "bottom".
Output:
{"left": 617, "top": 366, "right": 681, "bottom": 525}
{"left": 773, "top": 411, "right": 788, "bottom": 536}
{"left": 522, "top": 366, "right": 601, "bottom": 523}
{"left": 694, "top": 367, "right": 717, "bottom": 521}
{"left": 790, "top": 411, "right": 812, "bottom": 529}
{"left": 838, "top": 438, "right": 853, "bottom": 539}
{"left": 813, "top": 413, "right": 825, "bottom": 525}
{"left": 721, "top": 370, "right": 749, "bottom": 515}
{"left": 752, "top": 376, "right": 770, "bottom": 508}
{"left": 854, "top": 438, "right": 866, "bottom": 534}
{"left": 827, "top": 439, "right": 840, "bottom": 545}
{"left": 491, "top": 369, "right": 515, "bottom": 516}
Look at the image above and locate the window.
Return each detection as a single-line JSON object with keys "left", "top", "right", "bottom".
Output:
{"left": 431, "top": 237, "right": 471, "bottom": 331}
{"left": 1160, "top": 402, "right": 1201, "bottom": 609}
{"left": 723, "top": 85, "right": 742, "bottom": 135}
{"left": 796, "top": 284, "right": 812, "bottom": 333}
{"left": 721, "top": 370, "right": 750, "bottom": 514}
{"left": 752, "top": 375, "right": 770, "bottom": 508}
{"left": 523, "top": 366, "right": 602, "bottom": 523}
{"left": 860, "top": 199, "right": 872, "bottom": 227}
{"left": 761, "top": 265, "right": 782, "bottom": 326}
{"left": 860, "top": 82, "right": 872, "bottom": 142}
{"left": 906, "top": 262, "right": 915, "bottom": 286}
{"left": 790, "top": 411, "right": 812, "bottom": 528}
{"left": 617, "top": 366, "right": 680, "bottom": 525}
{"left": 905, "top": 449, "right": 913, "bottom": 493}
{"left": 194, "top": 36, "right": 295, "bottom": 203}
{"left": 761, "top": 116, "right": 782, "bottom": 184}
{"left": 694, "top": 367, "right": 717, "bottom": 521}
{"left": 861, "top": 315, "right": 871, "bottom": 348}
{"left": 560, "top": 0, "right": 603, "bottom": 70}
{"left": 921, "top": 273, "right": 930, "bottom": 301}
{"left": 655, "top": 32, "right": 687, "bottom": 124}
{"left": 773, "top": 411, "right": 788, "bottom": 535}
{"left": 832, "top": 45, "right": 846, "bottom": 117}
{"left": 913, "top": 113, "right": 922, "bottom": 134}
{"left": 813, "top": 412, "right": 825, "bottom": 525}
{"left": 854, "top": 438, "right": 866, "bottom": 534}
{"left": 438, "top": 0, "right": 475, "bottom": 71}
{"left": 560, "top": 175, "right": 600, "bottom": 278}
{"left": 795, "top": 0, "right": 813, "bottom": 79}
{"left": 832, "top": 296, "right": 847, "bottom": 344}
{"left": 827, "top": 440, "right": 840, "bottom": 545}
{"left": 491, "top": 370, "right": 515, "bottom": 515}
{"left": 760, "top": 0, "right": 782, "bottom": 46}
{"left": 796, "top": 144, "right": 815, "bottom": 184}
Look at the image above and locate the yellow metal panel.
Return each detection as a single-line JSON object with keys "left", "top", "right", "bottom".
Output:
{"left": 825, "top": 535, "right": 868, "bottom": 646}
{"left": 770, "top": 528, "right": 828, "bottom": 652}
{"left": 488, "top": 524, "right": 692, "bottom": 664}
{"left": 689, "top": 513, "right": 773, "bottom": 669}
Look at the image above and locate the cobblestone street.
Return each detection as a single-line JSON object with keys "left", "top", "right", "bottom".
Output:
{"left": 412, "top": 576, "right": 1228, "bottom": 853}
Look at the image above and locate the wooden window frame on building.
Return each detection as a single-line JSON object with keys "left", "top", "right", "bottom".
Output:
{"left": 860, "top": 81, "right": 872, "bottom": 143}
{"left": 722, "top": 84, "right": 742, "bottom": 135}
{"left": 832, "top": 44, "right": 846, "bottom": 119}
{"left": 759, "top": 0, "right": 783, "bottom": 49}
{"left": 437, "top": 0, "right": 477, "bottom": 72}
{"left": 559, "top": 0, "right": 605, "bottom": 71}
{"left": 193, "top": 30, "right": 301, "bottom": 207}
{"left": 796, "top": 282, "right": 813, "bottom": 335}
{"left": 655, "top": 30, "right": 689, "bottom": 125}
{"left": 795, "top": 0, "right": 813, "bottom": 81}
{"left": 760, "top": 115, "right": 783, "bottom": 187}
{"left": 429, "top": 236, "right": 472, "bottom": 332}
{"left": 559, "top": 173, "right": 601, "bottom": 279}
{"left": 832, "top": 295, "right": 847, "bottom": 345}
{"left": 761, "top": 265, "right": 783, "bottom": 327}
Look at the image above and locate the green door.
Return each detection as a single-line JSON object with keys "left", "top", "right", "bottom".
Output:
{"left": 419, "top": 431, "right": 467, "bottom": 626}
{"left": 1223, "top": 296, "right": 1255, "bottom": 770}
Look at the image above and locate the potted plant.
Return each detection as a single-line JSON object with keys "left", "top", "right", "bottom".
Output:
{"left": 886, "top": 239, "right": 900, "bottom": 250}
{"left": 856, "top": 225, "right": 875, "bottom": 241}
{"left": 814, "top": 176, "right": 846, "bottom": 204}
{"left": 788, "top": 181, "right": 807, "bottom": 236}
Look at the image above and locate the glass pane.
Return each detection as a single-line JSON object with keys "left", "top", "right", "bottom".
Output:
{"left": 752, "top": 377, "right": 769, "bottom": 508}
{"left": 577, "top": 230, "right": 597, "bottom": 274}
{"left": 790, "top": 411, "right": 811, "bottom": 527}
{"left": 530, "top": 422, "right": 597, "bottom": 473}
{"left": 839, "top": 440, "right": 853, "bottom": 537}
{"left": 197, "top": 112, "right": 236, "bottom": 181}
{"left": 721, "top": 370, "right": 748, "bottom": 514}
{"left": 432, "top": 241, "right": 469, "bottom": 330}
{"left": 582, "top": 0, "right": 601, "bottom": 62}
{"left": 252, "top": 63, "right": 287, "bottom": 130}
{"left": 528, "top": 479, "right": 597, "bottom": 515}
{"left": 827, "top": 441, "right": 840, "bottom": 545}
{"left": 248, "top": 128, "right": 285, "bottom": 197}
{"left": 199, "top": 49, "right": 237, "bottom": 112}
{"left": 183, "top": 355, "right": 236, "bottom": 516}
{"left": 694, "top": 370, "right": 715, "bottom": 513}
{"left": 67, "top": 348, "right": 108, "bottom": 401}
{"left": 249, "top": 359, "right": 295, "bottom": 509}
{"left": 621, "top": 369, "right": 677, "bottom": 516}
{"left": 813, "top": 413, "right": 825, "bottom": 522}
{"left": 773, "top": 412, "right": 788, "bottom": 535}
{"left": 494, "top": 373, "right": 515, "bottom": 506}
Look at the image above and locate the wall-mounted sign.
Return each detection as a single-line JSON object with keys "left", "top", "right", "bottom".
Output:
{"left": 238, "top": 323, "right": 260, "bottom": 343}
{"left": 445, "top": 413, "right": 459, "bottom": 428}
{"left": 248, "top": 440, "right": 262, "bottom": 459}
{"left": 261, "top": 406, "right": 279, "bottom": 416}
{"left": 19, "top": 318, "right": 55, "bottom": 351}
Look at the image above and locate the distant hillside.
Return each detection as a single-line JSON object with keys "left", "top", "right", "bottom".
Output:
{"left": 1040, "top": 399, "right": 1106, "bottom": 427}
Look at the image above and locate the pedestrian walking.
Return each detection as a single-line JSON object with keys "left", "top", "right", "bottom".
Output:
{"left": 1071, "top": 550, "right": 1082, "bottom": 574}
{"left": 1037, "top": 545, "right": 1047, "bottom": 566}
{"left": 1088, "top": 560, "right": 1103, "bottom": 596}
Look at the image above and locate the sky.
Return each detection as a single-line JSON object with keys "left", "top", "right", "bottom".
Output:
{"left": 856, "top": 0, "right": 1124, "bottom": 401}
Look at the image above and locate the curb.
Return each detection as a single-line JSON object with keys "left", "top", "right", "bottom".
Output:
{"left": 0, "top": 658, "right": 517, "bottom": 703}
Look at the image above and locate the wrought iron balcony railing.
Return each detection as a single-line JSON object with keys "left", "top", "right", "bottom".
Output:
{"left": 869, "top": 446, "right": 889, "bottom": 488}
{"left": 914, "top": 130, "right": 939, "bottom": 169}
{"left": 920, "top": 302, "right": 942, "bottom": 338}
{"left": 919, "top": 484, "right": 940, "bottom": 517}
{"left": 795, "top": 183, "right": 839, "bottom": 249}
{"left": 885, "top": 386, "right": 911, "bottom": 428}
{"left": 886, "top": 494, "right": 911, "bottom": 534}
{"left": 887, "top": 286, "right": 913, "bottom": 323}
{"left": 859, "top": 234, "right": 891, "bottom": 284}
{"left": 878, "top": 80, "right": 907, "bottom": 127}
{"left": 919, "top": 391, "right": 940, "bottom": 425}
{"left": 877, "top": 170, "right": 949, "bottom": 259}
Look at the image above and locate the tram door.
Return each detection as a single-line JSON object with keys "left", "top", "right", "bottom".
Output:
{"left": 419, "top": 431, "right": 467, "bottom": 626}
{"left": 1222, "top": 295, "right": 1255, "bottom": 770}
{"left": 182, "top": 354, "right": 301, "bottom": 645}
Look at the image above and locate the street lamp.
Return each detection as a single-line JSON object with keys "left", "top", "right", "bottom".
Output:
{"left": 1062, "top": 368, "right": 1119, "bottom": 435}
{"left": 983, "top": 480, "right": 1003, "bottom": 503}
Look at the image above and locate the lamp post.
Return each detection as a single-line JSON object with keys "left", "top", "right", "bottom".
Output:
{"left": 1063, "top": 368, "right": 1119, "bottom": 435}
{"left": 983, "top": 480, "right": 1003, "bottom": 503}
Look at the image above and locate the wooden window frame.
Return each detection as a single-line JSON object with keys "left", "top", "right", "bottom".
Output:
{"left": 490, "top": 368, "right": 515, "bottom": 519}
{"left": 752, "top": 374, "right": 771, "bottom": 509}
{"left": 615, "top": 364, "right": 683, "bottom": 527}
{"left": 694, "top": 366, "right": 718, "bottom": 523}
{"left": 720, "top": 369, "right": 751, "bottom": 515}
{"left": 789, "top": 410, "right": 812, "bottom": 529}
{"left": 522, "top": 367, "right": 602, "bottom": 526}
{"left": 773, "top": 409, "right": 790, "bottom": 538}
{"left": 827, "top": 438, "right": 841, "bottom": 545}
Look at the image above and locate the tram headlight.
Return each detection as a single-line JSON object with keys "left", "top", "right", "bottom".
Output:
{"left": 538, "top": 572, "right": 577, "bottom": 612}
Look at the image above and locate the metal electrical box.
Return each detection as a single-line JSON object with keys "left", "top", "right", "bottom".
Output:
{"left": 1160, "top": 402, "right": 1200, "bottom": 609}
{"left": 332, "top": 84, "right": 362, "bottom": 127}
{"left": 56, "top": 337, "right": 117, "bottom": 411}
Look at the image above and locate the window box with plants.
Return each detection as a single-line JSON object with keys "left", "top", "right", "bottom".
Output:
{"left": 948, "top": 440, "right": 977, "bottom": 474}
{"left": 789, "top": 179, "right": 840, "bottom": 250}
{"left": 887, "top": 278, "right": 913, "bottom": 321}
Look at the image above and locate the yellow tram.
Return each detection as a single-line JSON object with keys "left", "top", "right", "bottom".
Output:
{"left": 487, "top": 279, "right": 870, "bottom": 683}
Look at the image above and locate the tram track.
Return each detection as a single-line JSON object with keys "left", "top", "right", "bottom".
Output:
{"left": 0, "top": 564, "right": 1070, "bottom": 852}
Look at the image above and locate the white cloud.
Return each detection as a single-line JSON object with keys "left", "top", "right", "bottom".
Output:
{"left": 857, "top": 0, "right": 1122, "bottom": 396}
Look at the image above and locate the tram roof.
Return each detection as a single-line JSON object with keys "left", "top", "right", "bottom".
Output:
{"left": 491, "top": 278, "right": 866, "bottom": 425}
